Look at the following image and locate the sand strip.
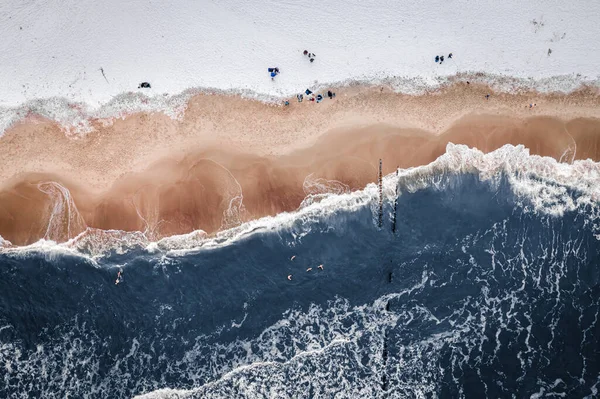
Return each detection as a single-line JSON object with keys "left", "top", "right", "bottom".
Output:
{"left": 1, "top": 84, "right": 599, "bottom": 245}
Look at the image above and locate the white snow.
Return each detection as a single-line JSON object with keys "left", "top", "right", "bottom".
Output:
{"left": 0, "top": 0, "right": 599, "bottom": 133}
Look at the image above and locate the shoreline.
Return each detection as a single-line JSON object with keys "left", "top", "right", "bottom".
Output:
{"left": 1, "top": 83, "right": 600, "bottom": 246}
{"left": 1, "top": 74, "right": 599, "bottom": 137}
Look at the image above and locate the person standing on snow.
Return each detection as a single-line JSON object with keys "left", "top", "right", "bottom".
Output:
{"left": 268, "top": 67, "right": 280, "bottom": 80}
{"left": 303, "top": 50, "right": 316, "bottom": 62}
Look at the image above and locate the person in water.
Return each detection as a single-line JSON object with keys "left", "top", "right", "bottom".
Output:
{"left": 115, "top": 269, "right": 123, "bottom": 285}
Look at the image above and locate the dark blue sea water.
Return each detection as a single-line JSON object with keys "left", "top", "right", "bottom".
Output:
{"left": 1, "top": 148, "right": 599, "bottom": 398}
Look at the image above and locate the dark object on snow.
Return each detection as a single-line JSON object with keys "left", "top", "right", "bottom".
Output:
{"left": 304, "top": 51, "right": 316, "bottom": 62}
{"left": 448, "top": 53, "right": 453, "bottom": 58}
{"left": 138, "top": 82, "right": 151, "bottom": 88}
{"left": 268, "top": 67, "right": 280, "bottom": 79}
{"left": 435, "top": 55, "right": 440, "bottom": 63}
{"left": 316, "top": 94, "right": 323, "bottom": 102}
{"left": 440, "top": 56, "right": 444, "bottom": 63}
{"left": 305, "top": 89, "right": 313, "bottom": 95}
{"left": 100, "top": 67, "right": 109, "bottom": 83}
{"left": 297, "top": 94, "right": 303, "bottom": 102}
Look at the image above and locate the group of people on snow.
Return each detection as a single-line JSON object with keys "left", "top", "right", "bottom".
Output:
{"left": 273, "top": 50, "right": 462, "bottom": 106}
{"left": 435, "top": 53, "right": 453, "bottom": 64}
{"left": 268, "top": 48, "right": 335, "bottom": 106}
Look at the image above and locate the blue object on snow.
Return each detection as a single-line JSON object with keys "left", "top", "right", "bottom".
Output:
{"left": 271, "top": 72, "right": 277, "bottom": 78}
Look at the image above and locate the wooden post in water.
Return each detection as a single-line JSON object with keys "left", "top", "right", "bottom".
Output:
{"left": 378, "top": 159, "right": 383, "bottom": 228}
{"left": 382, "top": 329, "right": 389, "bottom": 391}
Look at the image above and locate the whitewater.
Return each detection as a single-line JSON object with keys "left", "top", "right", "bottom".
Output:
{"left": 1, "top": 0, "right": 599, "bottom": 134}
{"left": 1, "top": 144, "right": 599, "bottom": 397}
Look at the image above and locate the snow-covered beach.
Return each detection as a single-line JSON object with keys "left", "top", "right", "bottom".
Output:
{"left": 0, "top": 0, "right": 599, "bottom": 133}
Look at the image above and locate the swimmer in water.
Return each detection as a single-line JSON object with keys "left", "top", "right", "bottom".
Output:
{"left": 306, "top": 267, "right": 312, "bottom": 272}
{"left": 287, "top": 274, "right": 292, "bottom": 281}
{"left": 318, "top": 264, "right": 324, "bottom": 270}
{"left": 290, "top": 255, "right": 296, "bottom": 261}
{"left": 115, "top": 269, "right": 123, "bottom": 285}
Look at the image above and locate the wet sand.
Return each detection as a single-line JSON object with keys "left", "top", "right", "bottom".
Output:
{"left": 1, "top": 83, "right": 600, "bottom": 246}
